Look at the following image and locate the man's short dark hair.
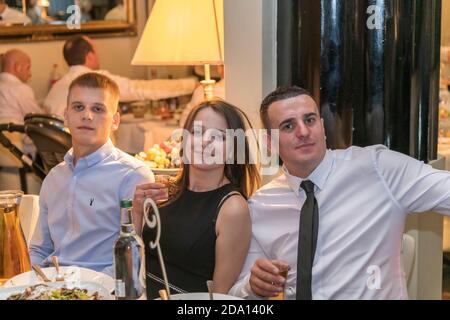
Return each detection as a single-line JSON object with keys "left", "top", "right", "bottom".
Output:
{"left": 68, "top": 72, "right": 120, "bottom": 112}
{"left": 63, "top": 36, "right": 93, "bottom": 66}
{"left": 260, "top": 86, "right": 315, "bottom": 129}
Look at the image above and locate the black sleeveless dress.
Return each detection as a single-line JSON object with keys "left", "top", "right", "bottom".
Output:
{"left": 143, "top": 183, "right": 243, "bottom": 299}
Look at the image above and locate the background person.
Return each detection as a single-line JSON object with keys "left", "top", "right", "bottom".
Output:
{"left": 44, "top": 35, "right": 197, "bottom": 118}
{"left": 0, "top": 49, "right": 42, "bottom": 123}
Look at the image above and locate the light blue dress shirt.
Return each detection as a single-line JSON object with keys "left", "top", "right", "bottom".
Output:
{"left": 230, "top": 145, "right": 450, "bottom": 299}
{"left": 29, "top": 139, "right": 154, "bottom": 274}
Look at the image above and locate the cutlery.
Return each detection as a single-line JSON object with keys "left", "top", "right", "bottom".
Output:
{"left": 32, "top": 265, "right": 51, "bottom": 283}
{"left": 51, "top": 256, "right": 64, "bottom": 281}
{"left": 206, "top": 280, "right": 214, "bottom": 300}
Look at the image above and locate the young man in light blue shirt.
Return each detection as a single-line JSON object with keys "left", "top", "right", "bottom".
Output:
{"left": 29, "top": 72, "right": 154, "bottom": 274}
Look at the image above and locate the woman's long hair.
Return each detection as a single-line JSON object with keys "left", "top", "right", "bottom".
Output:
{"left": 170, "top": 99, "right": 261, "bottom": 201}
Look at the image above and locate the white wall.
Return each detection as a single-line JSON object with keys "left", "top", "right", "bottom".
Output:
{"left": 224, "top": 0, "right": 277, "bottom": 185}
{"left": 224, "top": 0, "right": 277, "bottom": 130}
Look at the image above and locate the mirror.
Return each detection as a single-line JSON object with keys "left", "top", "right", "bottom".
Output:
{"left": 0, "top": 0, "right": 136, "bottom": 42}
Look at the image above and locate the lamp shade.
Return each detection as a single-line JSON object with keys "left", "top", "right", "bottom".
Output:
{"left": 132, "top": 0, "right": 224, "bottom": 66}
{"left": 37, "top": 0, "right": 50, "bottom": 7}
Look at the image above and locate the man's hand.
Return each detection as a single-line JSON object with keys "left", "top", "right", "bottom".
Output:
{"left": 249, "top": 259, "right": 289, "bottom": 298}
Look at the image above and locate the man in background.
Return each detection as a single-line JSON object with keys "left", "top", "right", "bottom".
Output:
{"left": 0, "top": 49, "right": 42, "bottom": 123}
{"left": 44, "top": 35, "right": 198, "bottom": 118}
{"left": 0, "top": 49, "right": 41, "bottom": 172}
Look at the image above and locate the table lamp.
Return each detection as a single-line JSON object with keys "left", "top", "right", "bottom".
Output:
{"left": 131, "top": 0, "right": 224, "bottom": 101}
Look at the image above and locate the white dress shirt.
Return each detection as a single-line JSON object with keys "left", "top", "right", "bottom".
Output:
{"left": 43, "top": 65, "right": 198, "bottom": 117}
{"left": 0, "top": 72, "right": 42, "bottom": 123}
{"left": 29, "top": 139, "right": 154, "bottom": 274}
{"left": 0, "top": 5, "right": 31, "bottom": 24}
{"left": 229, "top": 145, "right": 450, "bottom": 299}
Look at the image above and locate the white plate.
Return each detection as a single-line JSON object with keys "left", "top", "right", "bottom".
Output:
{"left": 155, "top": 292, "right": 244, "bottom": 300}
{"left": 3, "top": 266, "right": 115, "bottom": 293}
{"left": 0, "top": 281, "right": 112, "bottom": 300}
{"left": 152, "top": 168, "right": 180, "bottom": 176}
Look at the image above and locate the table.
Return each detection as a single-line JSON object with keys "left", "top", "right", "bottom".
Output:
{"left": 115, "top": 114, "right": 180, "bottom": 154}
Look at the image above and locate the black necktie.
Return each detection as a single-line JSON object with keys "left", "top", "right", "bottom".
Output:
{"left": 296, "top": 180, "right": 319, "bottom": 300}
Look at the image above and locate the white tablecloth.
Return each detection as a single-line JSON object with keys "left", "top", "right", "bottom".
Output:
{"left": 115, "top": 114, "right": 179, "bottom": 154}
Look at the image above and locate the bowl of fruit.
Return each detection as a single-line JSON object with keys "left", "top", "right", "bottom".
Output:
{"left": 135, "top": 139, "right": 181, "bottom": 176}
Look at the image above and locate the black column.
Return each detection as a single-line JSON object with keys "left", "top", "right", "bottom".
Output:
{"left": 277, "top": 0, "right": 442, "bottom": 162}
{"left": 319, "top": 0, "right": 360, "bottom": 149}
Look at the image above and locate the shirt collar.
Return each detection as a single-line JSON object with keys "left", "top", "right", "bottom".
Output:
{"left": 64, "top": 139, "right": 115, "bottom": 171}
{"left": 69, "top": 65, "right": 92, "bottom": 73}
{"left": 282, "top": 149, "right": 334, "bottom": 196}
{"left": 0, "top": 72, "right": 22, "bottom": 84}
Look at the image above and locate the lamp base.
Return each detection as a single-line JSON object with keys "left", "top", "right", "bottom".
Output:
{"left": 200, "top": 79, "right": 216, "bottom": 101}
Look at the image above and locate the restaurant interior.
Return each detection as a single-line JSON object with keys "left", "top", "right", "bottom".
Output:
{"left": 0, "top": 0, "right": 449, "bottom": 300}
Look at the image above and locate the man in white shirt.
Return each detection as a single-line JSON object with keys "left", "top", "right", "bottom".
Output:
{"left": 229, "top": 86, "right": 450, "bottom": 299}
{"left": 0, "top": 49, "right": 42, "bottom": 123}
{"left": 44, "top": 35, "right": 198, "bottom": 118}
{"left": 0, "top": 0, "right": 31, "bottom": 24}
{"left": 29, "top": 72, "right": 154, "bottom": 274}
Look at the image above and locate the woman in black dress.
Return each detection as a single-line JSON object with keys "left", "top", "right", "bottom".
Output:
{"left": 133, "top": 99, "right": 261, "bottom": 299}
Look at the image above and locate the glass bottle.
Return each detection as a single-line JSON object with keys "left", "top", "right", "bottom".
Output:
{"left": 0, "top": 190, "right": 31, "bottom": 283}
{"left": 114, "top": 199, "right": 145, "bottom": 300}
